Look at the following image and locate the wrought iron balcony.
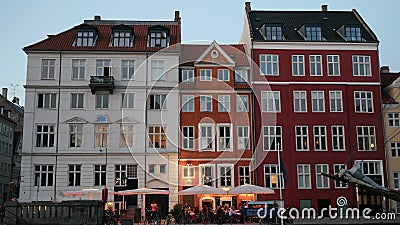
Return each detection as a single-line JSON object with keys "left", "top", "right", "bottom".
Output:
{"left": 89, "top": 76, "right": 115, "bottom": 94}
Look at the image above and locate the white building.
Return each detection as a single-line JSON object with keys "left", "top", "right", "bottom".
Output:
{"left": 20, "top": 13, "right": 181, "bottom": 215}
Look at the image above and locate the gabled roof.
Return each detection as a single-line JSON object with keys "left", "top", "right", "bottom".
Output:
{"left": 380, "top": 70, "right": 400, "bottom": 104}
{"left": 181, "top": 43, "right": 249, "bottom": 67}
{"left": 246, "top": 8, "right": 378, "bottom": 42}
{"left": 23, "top": 16, "right": 180, "bottom": 52}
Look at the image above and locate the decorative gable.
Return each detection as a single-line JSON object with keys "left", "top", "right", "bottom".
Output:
{"left": 116, "top": 117, "right": 139, "bottom": 124}
{"left": 64, "top": 116, "right": 88, "bottom": 124}
{"left": 195, "top": 41, "right": 235, "bottom": 66}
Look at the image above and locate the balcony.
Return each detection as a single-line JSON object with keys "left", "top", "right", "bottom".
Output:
{"left": 89, "top": 76, "right": 115, "bottom": 94}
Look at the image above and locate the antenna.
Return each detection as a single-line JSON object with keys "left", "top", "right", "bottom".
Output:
{"left": 8, "top": 83, "right": 19, "bottom": 99}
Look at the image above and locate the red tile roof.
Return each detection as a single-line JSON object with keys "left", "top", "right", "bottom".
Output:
{"left": 23, "top": 20, "right": 181, "bottom": 52}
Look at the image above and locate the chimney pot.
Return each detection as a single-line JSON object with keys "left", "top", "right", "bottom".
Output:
{"left": 174, "top": 11, "right": 180, "bottom": 22}
{"left": 94, "top": 15, "right": 101, "bottom": 21}
{"left": 245, "top": 2, "right": 251, "bottom": 12}
{"left": 380, "top": 66, "right": 390, "bottom": 73}
{"left": 321, "top": 5, "right": 328, "bottom": 11}
{"left": 2, "top": 88, "right": 7, "bottom": 99}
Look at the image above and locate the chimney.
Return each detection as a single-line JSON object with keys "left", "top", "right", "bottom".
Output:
{"left": 245, "top": 2, "right": 251, "bottom": 12}
{"left": 321, "top": 5, "right": 328, "bottom": 11}
{"left": 12, "top": 97, "right": 19, "bottom": 105}
{"left": 94, "top": 15, "right": 101, "bottom": 21}
{"left": 380, "top": 66, "right": 390, "bottom": 73}
{"left": 2, "top": 88, "right": 7, "bottom": 99}
{"left": 174, "top": 10, "right": 180, "bottom": 22}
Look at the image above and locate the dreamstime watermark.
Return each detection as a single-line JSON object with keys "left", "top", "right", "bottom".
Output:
{"left": 257, "top": 197, "right": 397, "bottom": 220}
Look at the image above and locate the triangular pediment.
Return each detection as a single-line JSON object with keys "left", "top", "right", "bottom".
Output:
{"left": 195, "top": 40, "right": 235, "bottom": 66}
{"left": 116, "top": 117, "right": 139, "bottom": 124}
{"left": 64, "top": 116, "right": 88, "bottom": 124}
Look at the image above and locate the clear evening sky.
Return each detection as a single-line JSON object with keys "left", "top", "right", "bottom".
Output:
{"left": 1, "top": 0, "right": 398, "bottom": 105}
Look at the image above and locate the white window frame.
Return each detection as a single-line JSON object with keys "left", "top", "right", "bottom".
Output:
{"left": 263, "top": 126, "right": 282, "bottom": 151}
{"left": 388, "top": 113, "right": 400, "bottom": 127}
{"left": 333, "top": 164, "right": 348, "bottom": 188}
{"left": 151, "top": 60, "right": 165, "bottom": 81}
{"left": 218, "top": 164, "right": 234, "bottom": 187}
{"left": 200, "top": 95, "right": 212, "bottom": 112}
{"left": 200, "top": 69, "right": 212, "bottom": 81}
{"left": 261, "top": 91, "right": 281, "bottom": 112}
{"left": 264, "top": 164, "right": 284, "bottom": 189}
{"left": 260, "top": 54, "right": 279, "bottom": 76}
{"left": 316, "top": 164, "right": 330, "bottom": 189}
{"left": 182, "top": 95, "right": 194, "bottom": 112}
{"left": 71, "top": 93, "right": 84, "bottom": 109}
{"left": 95, "top": 93, "right": 109, "bottom": 109}
{"left": 237, "top": 126, "right": 250, "bottom": 150}
{"left": 148, "top": 125, "right": 167, "bottom": 149}
{"left": 148, "top": 94, "right": 167, "bottom": 110}
{"left": 217, "top": 124, "right": 232, "bottom": 151}
{"left": 297, "top": 164, "right": 311, "bottom": 189}
{"left": 121, "top": 93, "right": 134, "bottom": 109}
{"left": 72, "top": 59, "right": 85, "bottom": 80}
{"left": 69, "top": 124, "right": 83, "bottom": 148}
{"left": 160, "top": 164, "right": 166, "bottom": 174}
{"left": 182, "top": 126, "right": 194, "bottom": 150}
{"left": 309, "top": 55, "right": 322, "bottom": 76}
{"left": 182, "top": 69, "right": 195, "bottom": 82}
{"left": 149, "top": 164, "right": 156, "bottom": 174}
{"left": 96, "top": 60, "right": 111, "bottom": 76}
{"left": 235, "top": 70, "right": 248, "bottom": 83}
{"left": 331, "top": 125, "right": 345, "bottom": 151}
{"left": 327, "top": 55, "right": 340, "bottom": 76}
{"left": 352, "top": 55, "right": 371, "bottom": 76}
{"left": 311, "top": 91, "right": 325, "bottom": 112}
{"left": 238, "top": 166, "right": 251, "bottom": 185}
{"left": 34, "top": 165, "right": 54, "bottom": 186}
{"left": 356, "top": 126, "right": 376, "bottom": 151}
{"left": 295, "top": 126, "right": 309, "bottom": 151}
{"left": 218, "top": 69, "right": 230, "bottom": 81}
{"left": 120, "top": 124, "right": 134, "bottom": 148}
{"left": 237, "top": 95, "right": 249, "bottom": 112}
{"left": 41, "top": 59, "right": 56, "bottom": 79}
{"left": 218, "top": 95, "right": 230, "bottom": 112}
{"left": 199, "top": 124, "right": 214, "bottom": 151}
{"left": 293, "top": 91, "right": 307, "bottom": 112}
{"left": 183, "top": 164, "right": 195, "bottom": 178}
{"left": 38, "top": 93, "right": 57, "bottom": 109}
{"left": 94, "top": 164, "right": 106, "bottom": 186}
{"left": 68, "top": 165, "right": 81, "bottom": 186}
{"left": 292, "top": 55, "right": 304, "bottom": 76}
{"left": 329, "top": 91, "right": 343, "bottom": 112}
{"left": 394, "top": 172, "right": 400, "bottom": 190}
{"left": 354, "top": 91, "right": 373, "bottom": 113}
{"left": 199, "top": 164, "right": 215, "bottom": 187}
{"left": 36, "top": 124, "right": 55, "bottom": 148}
{"left": 313, "top": 126, "right": 327, "bottom": 151}
{"left": 121, "top": 60, "right": 135, "bottom": 80}
{"left": 391, "top": 142, "right": 400, "bottom": 158}
{"left": 95, "top": 124, "right": 109, "bottom": 148}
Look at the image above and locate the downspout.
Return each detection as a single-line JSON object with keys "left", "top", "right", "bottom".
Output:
{"left": 54, "top": 51, "right": 62, "bottom": 201}
{"left": 145, "top": 51, "right": 149, "bottom": 189}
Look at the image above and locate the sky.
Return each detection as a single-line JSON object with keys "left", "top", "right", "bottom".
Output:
{"left": 1, "top": 0, "right": 399, "bottom": 105}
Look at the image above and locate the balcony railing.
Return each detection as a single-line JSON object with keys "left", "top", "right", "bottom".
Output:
{"left": 89, "top": 76, "right": 115, "bottom": 94}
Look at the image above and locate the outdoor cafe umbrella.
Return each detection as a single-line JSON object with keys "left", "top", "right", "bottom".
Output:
{"left": 115, "top": 188, "right": 169, "bottom": 218}
{"left": 227, "top": 184, "right": 274, "bottom": 195}
{"left": 179, "top": 184, "right": 226, "bottom": 195}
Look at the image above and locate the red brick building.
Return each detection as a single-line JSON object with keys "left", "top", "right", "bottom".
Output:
{"left": 241, "top": 3, "right": 386, "bottom": 214}
{"left": 179, "top": 42, "right": 252, "bottom": 208}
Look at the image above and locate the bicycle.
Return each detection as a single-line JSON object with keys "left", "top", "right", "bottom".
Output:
{"left": 146, "top": 209, "right": 161, "bottom": 225}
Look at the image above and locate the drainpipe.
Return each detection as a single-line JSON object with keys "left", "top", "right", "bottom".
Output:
{"left": 54, "top": 51, "right": 62, "bottom": 201}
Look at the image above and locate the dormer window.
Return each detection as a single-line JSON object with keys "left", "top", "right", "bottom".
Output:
{"left": 305, "top": 26, "right": 322, "bottom": 41}
{"left": 111, "top": 25, "right": 134, "bottom": 47}
{"left": 345, "top": 26, "right": 361, "bottom": 41}
{"left": 74, "top": 24, "right": 98, "bottom": 47}
{"left": 266, "top": 25, "right": 283, "bottom": 40}
{"left": 148, "top": 26, "right": 170, "bottom": 48}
